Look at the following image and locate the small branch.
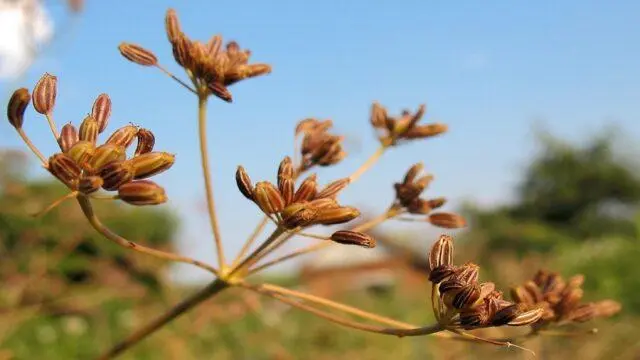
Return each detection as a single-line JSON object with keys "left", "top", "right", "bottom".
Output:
{"left": 77, "top": 196, "right": 219, "bottom": 276}
{"left": 447, "top": 329, "right": 536, "bottom": 357}
{"left": 45, "top": 113, "right": 60, "bottom": 140}
{"left": 197, "top": 93, "right": 226, "bottom": 270}
{"left": 231, "top": 216, "right": 269, "bottom": 268}
{"left": 293, "top": 231, "right": 330, "bottom": 241}
{"left": 31, "top": 191, "right": 78, "bottom": 217}
{"left": 348, "top": 145, "right": 386, "bottom": 183}
{"left": 230, "top": 227, "right": 287, "bottom": 276}
{"left": 98, "top": 279, "right": 228, "bottom": 360}
{"left": 156, "top": 64, "right": 197, "bottom": 94}
{"left": 17, "top": 128, "right": 47, "bottom": 164}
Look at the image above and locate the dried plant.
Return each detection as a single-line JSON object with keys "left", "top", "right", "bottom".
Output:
{"left": 6, "top": 7, "right": 621, "bottom": 359}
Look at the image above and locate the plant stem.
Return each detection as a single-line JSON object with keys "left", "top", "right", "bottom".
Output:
{"left": 197, "top": 93, "right": 226, "bottom": 270}
{"left": 348, "top": 145, "right": 386, "bottom": 183}
{"left": 17, "top": 128, "right": 47, "bottom": 164}
{"left": 32, "top": 191, "right": 78, "bottom": 217}
{"left": 97, "top": 279, "right": 228, "bottom": 360}
{"left": 231, "top": 216, "right": 269, "bottom": 268}
{"left": 45, "top": 113, "right": 60, "bottom": 139}
{"left": 230, "top": 227, "right": 287, "bottom": 276}
{"left": 156, "top": 64, "right": 197, "bottom": 94}
{"left": 77, "top": 196, "right": 219, "bottom": 276}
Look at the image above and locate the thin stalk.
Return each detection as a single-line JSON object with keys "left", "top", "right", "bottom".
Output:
{"left": 98, "top": 279, "right": 228, "bottom": 360}
{"left": 447, "top": 329, "right": 536, "bottom": 356}
{"left": 197, "top": 93, "right": 226, "bottom": 269}
{"left": 17, "top": 128, "right": 47, "bottom": 164}
{"left": 230, "top": 227, "right": 287, "bottom": 277}
{"left": 45, "top": 113, "right": 60, "bottom": 139}
{"left": 231, "top": 216, "right": 269, "bottom": 268}
{"left": 77, "top": 196, "right": 219, "bottom": 276}
{"left": 156, "top": 64, "right": 197, "bottom": 94}
{"left": 348, "top": 145, "right": 386, "bottom": 182}
{"left": 32, "top": 191, "right": 78, "bottom": 217}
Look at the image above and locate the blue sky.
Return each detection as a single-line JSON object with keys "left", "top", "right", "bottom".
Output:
{"left": 2, "top": 1, "right": 639, "bottom": 282}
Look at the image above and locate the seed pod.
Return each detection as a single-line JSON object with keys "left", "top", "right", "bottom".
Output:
{"left": 295, "top": 118, "right": 319, "bottom": 136}
{"left": 118, "top": 180, "right": 167, "bottom": 206}
{"left": 403, "top": 123, "right": 448, "bottom": 139}
{"left": 428, "top": 212, "right": 466, "bottom": 229}
{"left": 48, "top": 153, "right": 80, "bottom": 188}
{"left": 330, "top": 231, "right": 375, "bottom": 248}
{"left": 279, "top": 178, "right": 295, "bottom": 205}
{"left": 370, "top": 102, "right": 387, "bottom": 128}
{"left": 557, "top": 288, "right": 584, "bottom": 315}
{"left": 428, "top": 264, "right": 457, "bottom": 283}
{"left": 315, "top": 206, "right": 360, "bottom": 225}
{"left": 91, "top": 93, "right": 112, "bottom": 133}
{"left": 134, "top": 128, "right": 155, "bottom": 156}
{"left": 593, "top": 300, "right": 621, "bottom": 318}
{"left": 79, "top": 176, "right": 104, "bottom": 194}
{"left": 235, "top": 166, "right": 254, "bottom": 200}
{"left": 281, "top": 203, "right": 318, "bottom": 229}
{"left": 91, "top": 144, "right": 126, "bottom": 171}
{"left": 293, "top": 174, "right": 317, "bottom": 202}
{"left": 128, "top": 152, "right": 175, "bottom": 179}
{"left": 510, "top": 285, "right": 535, "bottom": 306}
{"left": 7, "top": 88, "right": 30, "bottom": 129}
{"left": 172, "top": 35, "right": 191, "bottom": 67}
{"left": 452, "top": 284, "right": 481, "bottom": 310}
{"left": 452, "top": 263, "right": 480, "bottom": 285}
{"left": 206, "top": 34, "right": 222, "bottom": 56}
{"left": 100, "top": 161, "right": 135, "bottom": 191}
{"left": 58, "top": 123, "right": 79, "bottom": 152}
{"left": 316, "top": 178, "right": 350, "bottom": 199}
{"left": 426, "top": 197, "right": 446, "bottom": 210}
{"left": 507, "top": 307, "right": 544, "bottom": 327}
{"left": 460, "top": 307, "right": 489, "bottom": 329}
{"left": 118, "top": 43, "right": 158, "bottom": 66}
{"left": 307, "top": 197, "right": 339, "bottom": 210}
{"left": 428, "top": 235, "right": 454, "bottom": 272}
{"left": 106, "top": 124, "right": 138, "bottom": 148}
{"left": 490, "top": 304, "right": 521, "bottom": 326}
{"left": 277, "top": 156, "right": 294, "bottom": 183}
{"left": 403, "top": 163, "right": 424, "bottom": 185}
{"left": 32, "top": 73, "right": 57, "bottom": 114}
{"left": 208, "top": 82, "right": 233, "bottom": 103}
{"left": 407, "top": 199, "right": 432, "bottom": 215}
{"left": 404, "top": 104, "right": 426, "bottom": 133}
{"left": 79, "top": 115, "right": 99, "bottom": 144}
{"left": 413, "top": 175, "right": 433, "bottom": 192}
{"left": 165, "top": 8, "right": 182, "bottom": 43}
{"left": 253, "top": 181, "right": 285, "bottom": 214}
{"left": 67, "top": 140, "right": 96, "bottom": 169}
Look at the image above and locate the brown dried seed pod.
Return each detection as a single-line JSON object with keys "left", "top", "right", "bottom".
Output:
{"left": 134, "top": 128, "right": 155, "bottom": 156}
{"left": 208, "top": 82, "right": 233, "bottom": 103}
{"left": 593, "top": 300, "right": 621, "bottom": 318}
{"left": 78, "top": 115, "right": 99, "bottom": 144}
{"left": 370, "top": 102, "right": 387, "bottom": 128}
{"left": 91, "top": 93, "right": 112, "bottom": 133}
{"left": 48, "top": 153, "right": 81, "bottom": 188}
{"left": 128, "top": 152, "right": 175, "bottom": 179}
{"left": 165, "top": 8, "right": 182, "bottom": 43}
{"left": 32, "top": 73, "right": 57, "bottom": 114}
{"left": 428, "top": 264, "right": 457, "bottom": 283}
{"left": 407, "top": 199, "right": 432, "bottom": 215}
{"left": 428, "top": 212, "right": 466, "bottom": 229}
{"left": 403, "top": 163, "right": 424, "bottom": 185}
{"left": 279, "top": 178, "right": 295, "bottom": 205}
{"left": 404, "top": 104, "right": 426, "bottom": 133}
{"left": 426, "top": 197, "right": 446, "bottom": 210}
{"left": 235, "top": 166, "right": 254, "bottom": 200}
{"left": 507, "top": 307, "right": 544, "bottom": 326}
{"left": 510, "top": 285, "right": 535, "bottom": 306}
{"left": 118, "top": 180, "right": 167, "bottom": 206}
{"left": 118, "top": 43, "right": 158, "bottom": 66}
{"left": 403, "top": 123, "right": 448, "bottom": 139}
{"left": 206, "top": 35, "right": 222, "bottom": 56}
{"left": 316, "top": 178, "right": 350, "bottom": 199}
{"left": 452, "top": 284, "right": 481, "bottom": 310}
{"left": 91, "top": 144, "right": 126, "bottom": 171}
{"left": 307, "top": 197, "right": 339, "bottom": 210}
{"left": 254, "top": 181, "right": 285, "bottom": 214}
{"left": 428, "top": 235, "right": 454, "bottom": 271}
{"left": 452, "top": 263, "right": 480, "bottom": 285}
{"left": 315, "top": 206, "right": 360, "bottom": 225}
{"left": 58, "top": 123, "right": 79, "bottom": 152}
{"left": 330, "top": 230, "right": 375, "bottom": 248}
{"left": 172, "top": 35, "right": 191, "bottom": 67}
{"left": 293, "top": 174, "right": 317, "bottom": 202}
{"left": 281, "top": 204, "right": 318, "bottom": 229}
{"left": 460, "top": 307, "right": 489, "bottom": 329}
{"left": 277, "top": 156, "right": 294, "bottom": 182}
{"left": 106, "top": 124, "right": 139, "bottom": 148}
{"left": 7, "top": 88, "right": 30, "bottom": 129}
{"left": 295, "top": 118, "right": 318, "bottom": 136}
{"left": 67, "top": 140, "right": 96, "bottom": 169}
{"left": 100, "top": 161, "right": 135, "bottom": 191}
{"left": 490, "top": 304, "right": 522, "bottom": 326}
{"left": 79, "top": 176, "right": 104, "bottom": 194}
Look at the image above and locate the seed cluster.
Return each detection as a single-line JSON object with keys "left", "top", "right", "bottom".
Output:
{"left": 370, "top": 103, "right": 447, "bottom": 146}
{"left": 295, "top": 118, "right": 346, "bottom": 172}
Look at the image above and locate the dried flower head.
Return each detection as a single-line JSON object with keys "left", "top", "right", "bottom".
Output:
{"left": 295, "top": 118, "right": 347, "bottom": 172}
{"left": 427, "top": 235, "right": 543, "bottom": 330}
{"left": 370, "top": 102, "right": 447, "bottom": 146}
{"left": 510, "top": 270, "right": 621, "bottom": 328}
{"left": 7, "top": 88, "right": 31, "bottom": 129}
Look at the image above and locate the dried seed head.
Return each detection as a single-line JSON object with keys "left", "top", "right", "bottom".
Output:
{"left": 254, "top": 181, "right": 285, "bottom": 214}
{"left": 79, "top": 115, "right": 99, "bottom": 144}
{"left": 91, "top": 93, "right": 112, "bottom": 133}
{"left": 100, "top": 161, "right": 135, "bottom": 191}
{"left": 281, "top": 203, "right": 318, "bottom": 229}
{"left": 452, "top": 263, "right": 480, "bottom": 285}
{"left": 235, "top": 166, "right": 254, "bottom": 200}
{"left": 165, "top": 8, "right": 182, "bottom": 43}
{"left": 118, "top": 180, "right": 167, "bottom": 206}
{"left": 90, "top": 144, "right": 126, "bottom": 171}
{"left": 79, "top": 175, "right": 104, "bottom": 194}
{"left": 428, "top": 235, "right": 454, "bottom": 271}
{"left": 428, "top": 212, "right": 467, "bottom": 229}
{"left": 128, "top": 152, "right": 176, "bottom": 179}
{"left": 315, "top": 206, "right": 360, "bottom": 225}
{"left": 293, "top": 174, "right": 318, "bottom": 202}
{"left": 58, "top": 123, "right": 79, "bottom": 152}
{"left": 460, "top": 307, "right": 489, "bottom": 329}
{"left": 407, "top": 199, "right": 432, "bottom": 214}
{"left": 429, "top": 265, "right": 457, "bottom": 283}
{"left": 134, "top": 128, "right": 155, "bottom": 156}
{"left": 48, "top": 153, "right": 80, "bottom": 188}
{"left": 106, "top": 124, "right": 139, "bottom": 148}
{"left": 330, "top": 230, "right": 375, "bottom": 248}
{"left": 370, "top": 102, "right": 388, "bottom": 128}
{"left": 316, "top": 178, "right": 350, "bottom": 199}
{"left": 67, "top": 140, "right": 96, "bottom": 169}
{"left": 7, "top": 88, "right": 30, "bottom": 129}
{"left": 118, "top": 43, "right": 158, "bottom": 66}
{"left": 32, "top": 73, "right": 57, "bottom": 114}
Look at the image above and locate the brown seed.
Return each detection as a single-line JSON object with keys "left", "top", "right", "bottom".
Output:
{"left": 79, "top": 176, "right": 104, "bottom": 194}
{"left": 253, "top": 181, "right": 285, "bottom": 214}
{"left": 91, "top": 93, "right": 112, "bottom": 133}
{"left": 79, "top": 115, "right": 99, "bottom": 144}
{"left": 118, "top": 43, "right": 158, "bottom": 66}
{"left": 315, "top": 206, "right": 360, "bottom": 225}
{"left": 428, "top": 212, "right": 466, "bottom": 229}
{"left": 128, "top": 152, "right": 175, "bottom": 179}
{"left": 507, "top": 307, "right": 544, "bottom": 326}
{"left": 330, "top": 230, "right": 375, "bottom": 248}
{"left": 428, "top": 264, "right": 457, "bottom": 283}
{"left": 428, "top": 234, "right": 454, "bottom": 271}
{"left": 235, "top": 166, "right": 254, "bottom": 200}
{"left": 403, "top": 163, "right": 424, "bottom": 185}
{"left": 91, "top": 144, "right": 126, "bottom": 171}
{"left": 134, "top": 128, "right": 155, "bottom": 156}
{"left": 490, "top": 304, "right": 522, "bottom": 326}
{"left": 279, "top": 178, "right": 295, "bottom": 205}
{"left": 106, "top": 124, "right": 139, "bottom": 148}
{"left": 118, "top": 180, "right": 167, "bottom": 206}
{"left": 206, "top": 35, "right": 222, "bottom": 56}
{"left": 307, "top": 197, "right": 339, "bottom": 210}
{"left": 593, "top": 300, "right": 621, "bottom": 318}
{"left": 7, "top": 88, "right": 30, "bottom": 129}
{"left": 403, "top": 123, "right": 448, "bottom": 139}
{"left": 460, "top": 307, "right": 489, "bottom": 329}
{"left": 452, "top": 284, "right": 481, "bottom": 310}
{"left": 404, "top": 104, "right": 426, "bottom": 132}
{"left": 452, "top": 263, "right": 480, "bottom": 285}
{"left": 277, "top": 156, "right": 294, "bottom": 182}
{"left": 293, "top": 174, "right": 317, "bottom": 202}
{"left": 32, "top": 73, "right": 57, "bottom": 114}
{"left": 510, "top": 286, "right": 535, "bottom": 306}
{"left": 370, "top": 102, "right": 387, "bottom": 128}
{"left": 67, "top": 140, "right": 96, "bottom": 169}
{"left": 407, "top": 199, "right": 432, "bottom": 215}
{"left": 58, "top": 123, "right": 79, "bottom": 152}
{"left": 100, "top": 161, "right": 135, "bottom": 191}
{"left": 208, "top": 82, "right": 233, "bottom": 102}
{"left": 426, "top": 197, "right": 447, "bottom": 210}
{"left": 165, "top": 8, "right": 182, "bottom": 43}
{"left": 316, "top": 178, "right": 350, "bottom": 199}
{"left": 295, "top": 118, "right": 318, "bottom": 136}
{"left": 47, "top": 153, "right": 81, "bottom": 188}
{"left": 281, "top": 204, "right": 318, "bottom": 229}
